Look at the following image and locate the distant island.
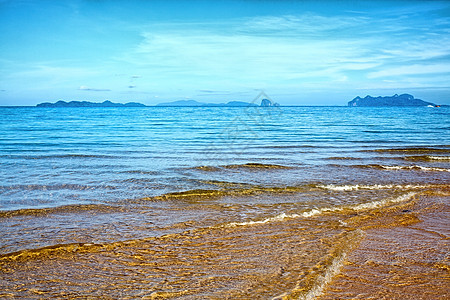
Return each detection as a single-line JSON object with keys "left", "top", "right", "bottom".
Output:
{"left": 156, "top": 100, "right": 256, "bottom": 107}
{"left": 156, "top": 99, "right": 279, "bottom": 107}
{"left": 34, "top": 96, "right": 444, "bottom": 108}
{"left": 38, "top": 98, "right": 282, "bottom": 108}
{"left": 348, "top": 94, "right": 436, "bottom": 107}
{"left": 37, "top": 100, "right": 147, "bottom": 107}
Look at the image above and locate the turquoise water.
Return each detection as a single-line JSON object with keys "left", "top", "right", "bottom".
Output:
{"left": 0, "top": 106, "right": 449, "bottom": 299}
{"left": 1, "top": 106, "right": 448, "bottom": 211}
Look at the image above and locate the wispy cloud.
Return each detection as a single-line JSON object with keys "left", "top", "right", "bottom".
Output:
{"left": 78, "top": 85, "right": 111, "bottom": 92}
{"left": 368, "top": 64, "right": 450, "bottom": 79}
{"left": 198, "top": 90, "right": 231, "bottom": 93}
{"left": 240, "top": 14, "right": 370, "bottom": 37}
{"left": 129, "top": 31, "right": 372, "bottom": 82}
{"left": 196, "top": 89, "right": 234, "bottom": 96}
{"left": 117, "top": 8, "right": 450, "bottom": 95}
{"left": 2, "top": 1, "right": 449, "bottom": 105}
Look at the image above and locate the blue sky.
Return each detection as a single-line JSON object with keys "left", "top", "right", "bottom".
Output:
{"left": 1, "top": 0, "right": 449, "bottom": 106}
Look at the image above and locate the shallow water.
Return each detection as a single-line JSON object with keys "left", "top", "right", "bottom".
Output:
{"left": 0, "top": 106, "right": 449, "bottom": 298}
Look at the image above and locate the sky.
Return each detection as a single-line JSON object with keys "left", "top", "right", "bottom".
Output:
{"left": 1, "top": 0, "right": 450, "bottom": 106}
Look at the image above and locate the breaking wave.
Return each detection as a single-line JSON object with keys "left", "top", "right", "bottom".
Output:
{"left": 225, "top": 192, "right": 418, "bottom": 228}
{"left": 355, "top": 164, "right": 450, "bottom": 172}
{"left": 404, "top": 155, "right": 450, "bottom": 161}
{"left": 143, "top": 186, "right": 307, "bottom": 201}
{"left": 317, "top": 184, "right": 439, "bottom": 191}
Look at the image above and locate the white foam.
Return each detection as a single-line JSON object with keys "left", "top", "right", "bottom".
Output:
{"left": 428, "top": 156, "right": 450, "bottom": 160}
{"left": 225, "top": 209, "right": 334, "bottom": 227}
{"left": 301, "top": 208, "right": 328, "bottom": 217}
{"left": 379, "top": 165, "right": 449, "bottom": 172}
{"left": 301, "top": 207, "right": 341, "bottom": 217}
{"left": 306, "top": 192, "right": 417, "bottom": 213}
{"left": 225, "top": 212, "right": 300, "bottom": 227}
{"left": 351, "top": 192, "right": 417, "bottom": 210}
{"left": 318, "top": 184, "right": 431, "bottom": 191}
{"left": 225, "top": 193, "right": 418, "bottom": 228}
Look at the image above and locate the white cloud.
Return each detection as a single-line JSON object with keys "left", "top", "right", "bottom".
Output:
{"left": 117, "top": 10, "right": 450, "bottom": 93}
{"left": 368, "top": 64, "right": 450, "bottom": 78}
{"left": 125, "top": 29, "right": 378, "bottom": 86}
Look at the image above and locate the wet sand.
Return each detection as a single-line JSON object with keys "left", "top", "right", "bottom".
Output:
{"left": 1, "top": 189, "right": 448, "bottom": 299}
{"left": 320, "top": 193, "right": 450, "bottom": 300}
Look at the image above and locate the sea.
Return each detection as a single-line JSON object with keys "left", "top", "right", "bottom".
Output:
{"left": 0, "top": 105, "right": 449, "bottom": 299}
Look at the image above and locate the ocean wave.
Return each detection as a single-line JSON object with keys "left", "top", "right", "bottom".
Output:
{"left": 198, "top": 180, "right": 256, "bottom": 189}
{"left": 144, "top": 186, "right": 306, "bottom": 202}
{"left": 141, "top": 181, "right": 445, "bottom": 202}
{"left": 325, "top": 156, "right": 364, "bottom": 160}
{"left": 317, "top": 184, "right": 436, "bottom": 191}
{"left": 195, "top": 162, "right": 292, "bottom": 171}
{"left": 404, "top": 155, "right": 450, "bottom": 161}
{"left": 355, "top": 164, "right": 450, "bottom": 172}
{"left": 120, "top": 170, "right": 158, "bottom": 175}
{"left": 349, "top": 192, "right": 418, "bottom": 210}
{"left": 0, "top": 204, "right": 123, "bottom": 218}
{"left": 252, "top": 145, "right": 319, "bottom": 149}
{"left": 0, "top": 242, "right": 105, "bottom": 262}
{"left": 149, "top": 189, "right": 229, "bottom": 201}
{"left": 1, "top": 154, "right": 120, "bottom": 160}
{"left": 225, "top": 192, "right": 419, "bottom": 228}
{"left": 0, "top": 192, "right": 429, "bottom": 262}
{"left": 195, "top": 166, "right": 222, "bottom": 171}
{"left": 369, "top": 147, "right": 450, "bottom": 154}
{"left": 225, "top": 213, "right": 301, "bottom": 227}
{"left": 0, "top": 183, "right": 117, "bottom": 191}
{"left": 428, "top": 156, "right": 450, "bottom": 160}
{"left": 141, "top": 185, "right": 311, "bottom": 202}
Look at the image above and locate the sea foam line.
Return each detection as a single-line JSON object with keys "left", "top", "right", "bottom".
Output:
{"left": 428, "top": 156, "right": 450, "bottom": 160}
{"left": 224, "top": 213, "right": 301, "bottom": 227}
{"left": 377, "top": 165, "right": 450, "bottom": 172}
{"left": 317, "top": 184, "right": 432, "bottom": 191}
{"left": 224, "top": 192, "right": 418, "bottom": 228}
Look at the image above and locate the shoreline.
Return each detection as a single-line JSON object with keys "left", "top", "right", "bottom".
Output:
{"left": 319, "top": 192, "right": 450, "bottom": 299}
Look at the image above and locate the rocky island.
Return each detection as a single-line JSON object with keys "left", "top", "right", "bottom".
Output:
{"left": 155, "top": 100, "right": 258, "bottom": 107}
{"left": 37, "top": 98, "right": 281, "bottom": 108}
{"left": 260, "top": 98, "right": 280, "bottom": 107}
{"left": 37, "top": 100, "right": 147, "bottom": 107}
{"left": 156, "top": 99, "right": 279, "bottom": 107}
{"left": 348, "top": 94, "right": 436, "bottom": 107}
